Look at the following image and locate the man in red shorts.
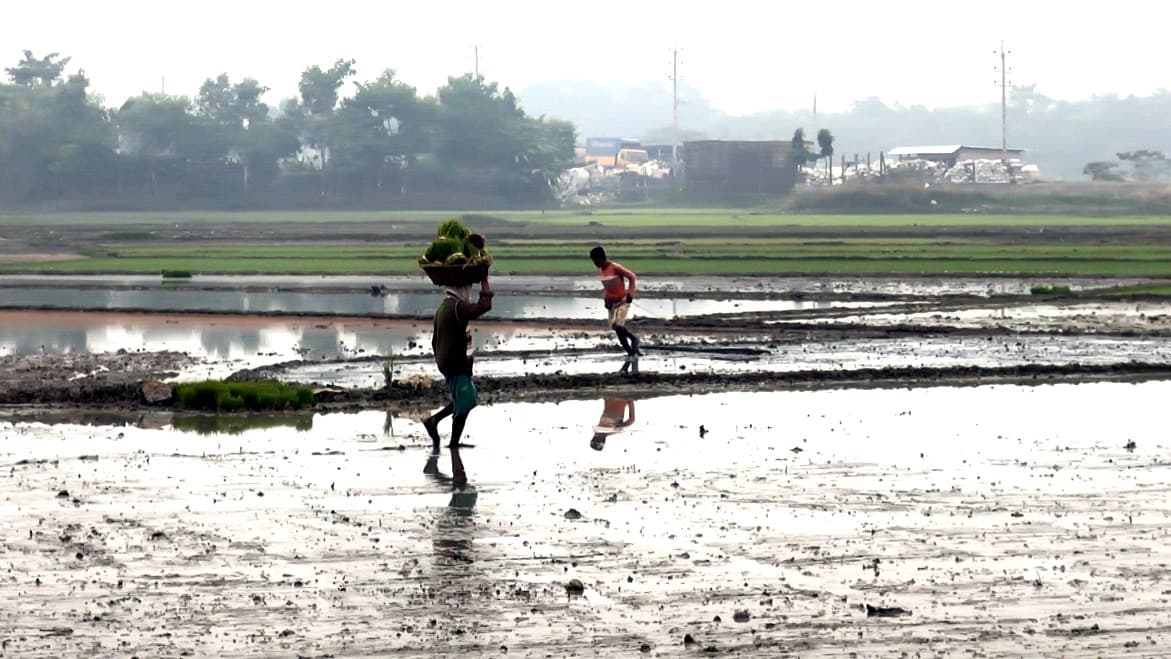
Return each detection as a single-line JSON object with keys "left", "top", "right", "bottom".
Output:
{"left": 590, "top": 246, "right": 641, "bottom": 356}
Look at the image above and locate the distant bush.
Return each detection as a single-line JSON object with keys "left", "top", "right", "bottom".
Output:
{"left": 1030, "top": 285, "right": 1073, "bottom": 295}
{"left": 174, "top": 380, "right": 314, "bottom": 412}
{"left": 161, "top": 270, "right": 193, "bottom": 279}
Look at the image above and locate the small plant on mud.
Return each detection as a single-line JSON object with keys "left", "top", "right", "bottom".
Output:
{"left": 174, "top": 380, "right": 314, "bottom": 412}
{"left": 382, "top": 354, "right": 395, "bottom": 389}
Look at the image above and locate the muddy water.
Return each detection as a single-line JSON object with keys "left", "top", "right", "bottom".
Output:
{"left": 0, "top": 311, "right": 618, "bottom": 373}
{"left": 780, "top": 301, "right": 1171, "bottom": 333}
{"left": 2, "top": 381, "right": 1169, "bottom": 656}
{"left": 1, "top": 273, "right": 1157, "bottom": 296}
{"left": 0, "top": 285, "right": 882, "bottom": 319}
{"left": 281, "top": 333, "right": 1171, "bottom": 389}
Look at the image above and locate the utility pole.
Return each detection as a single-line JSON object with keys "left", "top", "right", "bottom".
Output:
{"left": 668, "top": 48, "right": 681, "bottom": 169}
{"left": 474, "top": 46, "right": 480, "bottom": 78}
{"left": 993, "top": 41, "right": 1012, "bottom": 166}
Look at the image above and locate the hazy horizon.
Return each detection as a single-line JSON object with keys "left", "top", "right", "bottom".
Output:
{"left": 4, "top": 0, "right": 1166, "bottom": 117}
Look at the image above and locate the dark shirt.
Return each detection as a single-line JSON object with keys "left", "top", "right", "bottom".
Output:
{"left": 432, "top": 290, "right": 493, "bottom": 376}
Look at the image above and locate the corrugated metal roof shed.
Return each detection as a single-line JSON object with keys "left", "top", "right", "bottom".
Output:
{"left": 888, "top": 145, "right": 963, "bottom": 156}
{"left": 888, "top": 145, "right": 1024, "bottom": 156}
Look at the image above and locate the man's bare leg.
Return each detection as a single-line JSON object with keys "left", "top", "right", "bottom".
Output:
{"left": 450, "top": 411, "right": 470, "bottom": 449}
{"left": 450, "top": 445, "right": 468, "bottom": 488}
{"left": 424, "top": 404, "right": 453, "bottom": 453}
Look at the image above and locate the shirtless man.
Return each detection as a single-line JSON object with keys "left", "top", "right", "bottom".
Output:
{"left": 590, "top": 246, "right": 640, "bottom": 356}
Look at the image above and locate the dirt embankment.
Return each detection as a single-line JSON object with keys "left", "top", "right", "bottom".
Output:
{"left": 4, "top": 351, "right": 1171, "bottom": 411}
{"left": 0, "top": 352, "right": 191, "bottom": 406}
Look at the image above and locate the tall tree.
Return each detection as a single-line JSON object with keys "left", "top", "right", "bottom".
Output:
{"left": 788, "top": 128, "right": 811, "bottom": 175}
{"left": 434, "top": 74, "right": 527, "bottom": 170}
{"left": 0, "top": 55, "right": 114, "bottom": 202}
{"left": 433, "top": 74, "right": 575, "bottom": 200}
{"left": 117, "top": 94, "right": 218, "bottom": 195}
{"left": 519, "top": 116, "right": 576, "bottom": 197}
{"left": 6, "top": 51, "right": 71, "bottom": 87}
{"left": 296, "top": 59, "right": 356, "bottom": 196}
{"left": 195, "top": 74, "right": 294, "bottom": 204}
{"left": 817, "top": 128, "right": 835, "bottom": 180}
{"left": 332, "top": 70, "right": 430, "bottom": 194}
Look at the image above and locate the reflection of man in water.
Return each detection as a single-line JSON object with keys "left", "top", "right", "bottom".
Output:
{"left": 590, "top": 398, "right": 636, "bottom": 451}
{"left": 424, "top": 444, "right": 470, "bottom": 489}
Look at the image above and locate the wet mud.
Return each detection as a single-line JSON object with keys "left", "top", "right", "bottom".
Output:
{"left": 0, "top": 351, "right": 191, "bottom": 406}
{"left": 5, "top": 269, "right": 1171, "bottom": 656}
{"left": 2, "top": 385, "right": 1170, "bottom": 656}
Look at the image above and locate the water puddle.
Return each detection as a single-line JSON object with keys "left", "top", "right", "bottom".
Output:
{"left": 0, "top": 286, "right": 882, "bottom": 318}
{"left": 0, "top": 310, "right": 611, "bottom": 360}
{"left": 3, "top": 381, "right": 1169, "bottom": 655}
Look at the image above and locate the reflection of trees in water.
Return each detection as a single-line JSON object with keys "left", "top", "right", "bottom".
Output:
{"left": 339, "top": 327, "right": 429, "bottom": 358}
{"left": 0, "top": 327, "right": 89, "bottom": 354}
{"left": 198, "top": 327, "right": 264, "bottom": 359}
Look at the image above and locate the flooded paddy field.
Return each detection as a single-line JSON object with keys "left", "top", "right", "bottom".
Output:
{"left": 1, "top": 271, "right": 1171, "bottom": 402}
{"left": 0, "top": 273, "right": 1157, "bottom": 298}
{"left": 3, "top": 382, "right": 1171, "bottom": 656}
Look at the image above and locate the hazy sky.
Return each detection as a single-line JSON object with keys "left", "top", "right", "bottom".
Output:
{"left": 3, "top": 1, "right": 1163, "bottom": 115}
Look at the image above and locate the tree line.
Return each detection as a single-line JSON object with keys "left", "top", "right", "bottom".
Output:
{"left": 0, "top": 51, "right": 576, "bottom": 210}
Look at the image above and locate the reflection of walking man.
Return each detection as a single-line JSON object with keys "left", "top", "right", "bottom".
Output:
{"left": 423, "top": 279, "right": 493, "bottom": 461}
{"left": 590, "top": 398, "right": 636, "bottom": 451}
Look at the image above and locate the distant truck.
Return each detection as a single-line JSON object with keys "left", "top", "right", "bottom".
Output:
{"left": 584, "top": 137, "right": 649, "bottom": 170}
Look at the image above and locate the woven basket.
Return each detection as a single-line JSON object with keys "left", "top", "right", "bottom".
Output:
{"left": 420, "top": 262, "right": 490, "bottom": 287}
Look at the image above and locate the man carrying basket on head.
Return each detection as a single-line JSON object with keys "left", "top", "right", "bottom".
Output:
{"left": 423, "top": 277, "right": 493, "bottom": 454}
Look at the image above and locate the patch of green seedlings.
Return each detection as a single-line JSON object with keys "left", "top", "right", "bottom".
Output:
{"left": 1030, "top": 284, "right": 1074, "bottom": 296}
{"left": 419, "top": 218, "right": 491, "bottom": 266}
{"left": 174, "top": 380, "right": 314, "bottom": 412}
{"left": 161, "top": 269, "right": 193, "bottom": 279}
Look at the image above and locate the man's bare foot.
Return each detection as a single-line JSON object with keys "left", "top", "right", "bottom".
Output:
{"left": 423, "top": 417, "right": 441, "bottom": 452}
{"left": 423, "top": 454, "right": 440, "bottom": 475}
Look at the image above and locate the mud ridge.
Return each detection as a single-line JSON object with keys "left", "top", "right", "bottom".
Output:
{"left": 320, "top": 361, "right": 1171, "bottom": 410}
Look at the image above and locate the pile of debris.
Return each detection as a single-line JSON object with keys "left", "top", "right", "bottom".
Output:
{"left": 802, "top": 158, "right": 1042, "bottom": 187}
{"left": 555, "top": 160, "right": 674, "bottom": 207}
{"left": 941, "top": 159, "right": 1040, "bottom": 184}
